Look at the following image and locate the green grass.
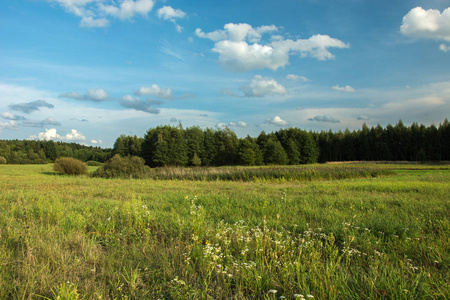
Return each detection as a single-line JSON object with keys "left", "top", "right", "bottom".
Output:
{"left": 0, "top": 164, "right": 449, "bottom": 299}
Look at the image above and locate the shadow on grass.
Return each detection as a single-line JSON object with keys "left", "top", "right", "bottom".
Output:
{"left": 41, "top": 171, "right": 57, "bottom": 176}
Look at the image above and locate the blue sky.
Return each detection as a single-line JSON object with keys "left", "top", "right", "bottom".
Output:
{"left": 1, "top": 0, "right": 449, "bottom": 147}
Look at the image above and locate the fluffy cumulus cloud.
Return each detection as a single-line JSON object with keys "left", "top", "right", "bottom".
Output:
{"left": 240, "top": 75, "right": 288, "bottom": 97}
{"left": 135, "top": 84, "right": 173, "bottom": 99}
{"left": 8, "top": 100, "right": 54, "bottom": 114}
{"left": 90, "top": 139, "right": 103, "bottom": 144}
{"left": 332, "top": 84, "right": 355, "bottom": 92}
{"left": 1, "top": 112, "right": 26, "bottom": 120}
{"left": 119, "top": 95, "right": 160, "bottom": 114}
{"left": 401, "top": 7, "right": 450, "bottom": 42}
{"left": 28, "top": 128, "right": 86, "bottom": 141}
{"left": 308, "top": 115, "right": 341, "bottom": 123}
{"left": 196, "top": 23, "right": 349, "bottom": 72}
{"left": 49, "top": 0, "right": 155, "bottom": 27}
{"left": 265, "top": 116, "right": 288, "bottom": 126}
{"left": 60, "top": 88, "right": 109, "bottom": 102}
{"left": 23, "top": 117, "right": 61, "bottom": 128}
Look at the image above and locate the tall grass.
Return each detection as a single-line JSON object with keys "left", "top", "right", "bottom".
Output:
{"left": 0, "top": 164, "right": 448, "bottom": 299}
{"left": 104, "top": 165, "right": 395, "bottom": 182}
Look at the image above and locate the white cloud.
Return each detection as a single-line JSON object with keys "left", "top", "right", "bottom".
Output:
{"left": 1, "top": 112, "right": 26, "bottom": 120}
{"left": 265, "top": 116, "right": 288, "bottom": 126}
{"left": 65, "top": 129, "right": 86, "bottom": 141}
{"left": 237, "top": 121, "right": 248, "bottom": 127}
{"left": 80, "top": 16, "right": 109, "bottom": 28}
{"left": 135, "top": 84, "right": 173, "bottom": 99}
{"left": 49, "top": 0, "right": 154, "bottom": 27}
{"left": 90, "top": 139, "right": 103, "bottom": 144}
{"left": 196, "top": 23, "right": 349, "bottom": 72}
{"left": 157, "top": 6, "right": 185, "bottom": 20}
{"left": 286, "top": 74, "right": 309, "bottom": 81}
{"left": 401, "top": 7, "right": 450, "bottom": 41}
{"left": 308, "top": 115, "right": 341, "bottom": 123}
{"left": 59, "top": 91, "right": 83, "bottom": 100}
{"left": 228, "top": 121, "right": 248, "bottom": 127}
{"left": 85, "top": 88, "right": 110, "bottom": 101}
{"left": 332, "top": 84, "right": 355, "bottom": 92}
{"left": 157, "top": 6, "right": 186, "bottom": 32}
{"left": 0, "top": 120, "right": 17, "bottom": 131}
{"left": 28, "top": 128, "right": 86, "bottom": 141}
{"left": 100, "top": 0, "right": 154, "bottom": 20}
{"left": 440, "top": 43, "right": 450, "bottom": 52}
{"left": 357, "top": 115, "right": 370, "bottom": 121}
{"left": 23, "top": 117, "right": 61, "bottom": 128}
{"left": 119, "top": 95, "right": 160, "bottom": 114}
{"left": 240, "top": 75, "right": 288, "bottom": 97}
{"left": 59, "top": 88, "right": 109, "bottom": 102}
{"left": 216, "top": 123, "right": 227, "bottom": 129}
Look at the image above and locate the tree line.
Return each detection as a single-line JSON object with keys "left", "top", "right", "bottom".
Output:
{"left": 0, "top": 139, "right": 111, "bottom": 164}
{"left": 112, "top": 126, "right": 319, "bottom": 167}
{"left": 1, "top": 119, "right": 449, "bottom": 165}
{"left": 312, "top": 119, "right": 450, "bottom": 162}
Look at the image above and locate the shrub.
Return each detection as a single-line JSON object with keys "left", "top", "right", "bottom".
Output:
{"left": 92, "top": 154, "right": 150, "bottom": 179}
{"left": 0, "top": 156, "right": 6, "bottom": 164}
{"left": 87, "top": 160, "right": 102, "bottom": 166}
{"left": 54, "top": 157, "right": 88, "bottom": 175}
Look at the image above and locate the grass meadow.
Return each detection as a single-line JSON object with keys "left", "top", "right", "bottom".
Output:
{"left": 0, "top": 164, "right": 448, "bottom": 299}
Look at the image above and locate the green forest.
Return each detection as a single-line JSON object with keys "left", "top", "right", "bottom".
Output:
{"left": 1, "top": 119, "right": 449, "bottom": 165}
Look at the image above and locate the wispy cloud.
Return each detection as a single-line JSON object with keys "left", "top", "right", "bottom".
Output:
{"left": 308, "top": 115, "right": 341, "bottom": 123}
{"left": 23, "top": 117, "right": 62, "bottom": 128}
{"left": 49, "top": 0, "right": 155, "bottom": 27}
{"left": 1, "top": 112, "right": 26, "bottom": 120}
{"left": 157, "top": 6, "right": 186, "bottom": 32}
{"left": 59, "top": 88, "right": 110, "bottom": 102}
{"left": 286, "top": 74, "right": 309, "bottom": 82}
{"left": 332, "top": 85, "right": 355, "bottom": 92}
{"left": 119, "top": 95, "right": 160, "bottom": 114}
{"left": 0, "top": 120, "right": 17, "bottom": 131}
{"left": 8, "top": 100, "right": 54, "bottom": 114}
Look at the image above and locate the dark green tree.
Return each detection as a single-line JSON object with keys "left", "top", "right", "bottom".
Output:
{"left": 238, "top": 136, "right": 264, "bottom": 166}
{"left": 45, "top": 140, "right": 59, "bottom": 161}
{"left": 263, "top": 138, "right": 289, "bottom": 165}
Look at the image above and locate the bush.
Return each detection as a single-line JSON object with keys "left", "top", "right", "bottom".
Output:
{"left": 54, "top": 157, "right": 88, "bottom": 175}
{"left": 87, "top": 160, "right": 102, "bottom": 166}
{"left": 0, "top": 156, "right": 6, "bottom": 164}
{"left": 92, "top": 154, "right": 150, "bottom": 179}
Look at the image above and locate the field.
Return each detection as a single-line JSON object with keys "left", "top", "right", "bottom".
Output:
{"left": 0, "top": 164, "right": 449, "bottom": 299}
